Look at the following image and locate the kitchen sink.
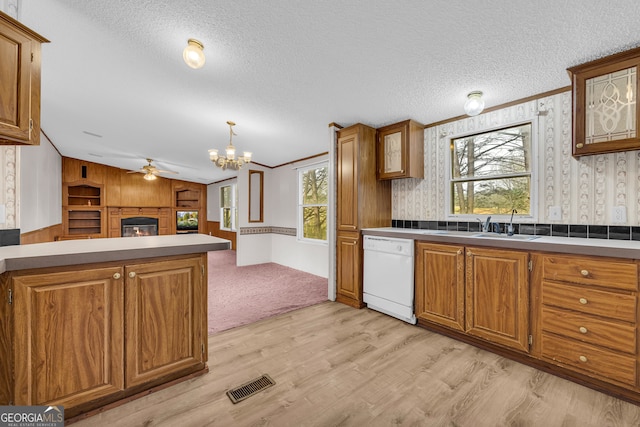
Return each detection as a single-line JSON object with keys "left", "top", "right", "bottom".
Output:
{"left": 472, "top": 233, "right": 540, "bottom": 241}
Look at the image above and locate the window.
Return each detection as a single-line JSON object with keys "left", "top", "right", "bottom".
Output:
{"left": 220, "top": 184, "right": 237, "bottom": 231}
{"left": 449, "top": 122, "right": 534, "bottom": 216}
{"left": 298, "top": 163, "right": 328, "bottom": 242}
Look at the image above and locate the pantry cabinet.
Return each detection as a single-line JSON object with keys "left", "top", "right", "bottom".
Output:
{"left": 0, "top": 11, "right": 48, "bottom": 145}
{"left": 336, "top": 124, "right": 391, "bottom": 308}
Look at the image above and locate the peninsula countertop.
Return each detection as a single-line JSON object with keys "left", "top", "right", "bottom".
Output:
{"left": 0, "top": 234, "right": 231, "bottom": 273}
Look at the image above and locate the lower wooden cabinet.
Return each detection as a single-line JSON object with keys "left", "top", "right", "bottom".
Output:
{"left": 415, "top": 242, "right": 465, "bottom": 331}
{"left": 125, "top": 257, "right": 206, "bottom": 387}
{"left": 1, "top": 254, "right": 207, "bottom": 419}
{"left": 415, "top": 242, "right": 529, "bottom": 353}
{"left": 336, "top": 231, "right": 363, "bottom": 308}
{"left": 536, "top": 253, "right": 638, "bottom": 387}
{"left": 465, "top": 246, "right": 530, "bottom": 352}
{"left": 12, "top": 266, "right": 124, "bottom": 407}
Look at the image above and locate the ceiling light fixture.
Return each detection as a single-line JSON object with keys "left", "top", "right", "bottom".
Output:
{"left": 143, "top": 172, "right": 157, "bottom": 181}
{"left": 464, "top": 91, "right": 485, "bottom": 116}
{"left": 183, "top": 38, "right": 205, "bottom": 69}
{"left": 209, "top": 121, "right": 252, "bottom": 170}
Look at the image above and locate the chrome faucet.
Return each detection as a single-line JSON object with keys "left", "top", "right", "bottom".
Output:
{"left": 483, "top": 216, "right": 491, "bottom": 233}
{"left": 507, "top": 209, "right": 517, "bottom": 236}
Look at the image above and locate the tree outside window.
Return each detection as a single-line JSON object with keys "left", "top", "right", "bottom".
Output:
{"left": 450, "top": 123, "right": 532, "bottom": 215}
{"left": 298, "top": 164, "right": 328, "bottom": 242}
{"left": 220, "top": 184, "right": 237, "bottom": 231}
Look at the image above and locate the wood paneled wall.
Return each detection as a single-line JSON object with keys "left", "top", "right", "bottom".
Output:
{"left": 20, "top": 223, "right": 63, "bottom": 244}
{"left": 206, "top": 221, "right": 236, "bottom": 250}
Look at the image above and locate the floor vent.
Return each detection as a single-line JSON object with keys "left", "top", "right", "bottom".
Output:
{"left": 226, "top": 374, "right": 276, "bottom": 404}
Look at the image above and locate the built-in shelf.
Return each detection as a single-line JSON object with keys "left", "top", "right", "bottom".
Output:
{"left": 67, "top": 209, "right": 102, "bottom": 235}
{"left": 67, "top": 184, "right": 102, "bottom": 206}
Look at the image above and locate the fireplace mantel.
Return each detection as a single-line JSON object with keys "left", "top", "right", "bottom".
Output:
{"left": 108, "top": 207, "right": 171, "bottom": 237}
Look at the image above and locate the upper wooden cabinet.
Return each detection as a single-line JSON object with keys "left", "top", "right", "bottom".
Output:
{"left": 0, "top": 11, "right": 48, "bottom": 146}
{"left": 376, "top": 119, "right": 424, "bottom": 180}
{"left": 567, "top": 46, "right": 640, "bottom": 157}
{"left": 337, "top": 123, "right": 391, "bottom": 232}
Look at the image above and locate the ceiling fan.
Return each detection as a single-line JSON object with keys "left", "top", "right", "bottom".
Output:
{"left": 127, "top": 158, "right": 178, "bottom": 181}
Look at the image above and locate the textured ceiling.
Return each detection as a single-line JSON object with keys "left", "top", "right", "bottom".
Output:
{"left": 16, "top": 0, "right": 640, "bottom": 183}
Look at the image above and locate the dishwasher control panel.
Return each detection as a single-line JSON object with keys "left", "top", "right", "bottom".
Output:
{"left": 363, "top": 236, "right": 413, "bottom": 256}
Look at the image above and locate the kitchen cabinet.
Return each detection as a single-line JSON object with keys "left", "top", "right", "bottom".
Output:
{"left": 567, "top": 45, "right": 640, "bottom": 157}
{"left": 0, "top": 11, "right": 48, "bottom": 146}
{"left": 465, "top": 247, "right": 530, "bottom": 352}
{"left": 376, "top": 119, "right": 424, "bottom": 180}
{"left": 537, "top": 254, "right": 638, "bottom": 386}
{"left": 336, "top": 124, "right": 391, "bottom": 307}
{"left": 415, "top": 242, "right": 465, "bottom": 331}
{"left": 12, "top": 266, "right": 124, "bottom": 407}
{"left": 1, "top": 254, "right": 207, "bottom": 419}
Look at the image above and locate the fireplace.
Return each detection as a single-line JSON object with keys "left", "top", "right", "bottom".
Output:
{"left": 121, "top": 217, "right": 159, "bottom": 237}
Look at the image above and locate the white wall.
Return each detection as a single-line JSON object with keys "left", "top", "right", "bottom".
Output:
{"left": 19, "top": 135, "right": 62, "bottom": 233}
{"left": 209, "top": 157, "right": 329, "bottom": 278}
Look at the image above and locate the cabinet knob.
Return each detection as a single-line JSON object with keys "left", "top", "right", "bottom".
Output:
{"left": 579, "top": 326, "right": 588, "bottom": 334}
{"left": 576, "top": 143, "right": 584, "bottom": 148}
{"left": 580, "top": 269, "right": 589, "bottom": 277}
{"left": 128, "top": 272, "right": 136, "bottom": 278}
{"left": 457, "top": 249, "right": 462, "bottom": 255}
{"left": 466, "top": 251, "right": 472, "bottom": 257}
{"left": 579, "top": 355, "right": 588, "bottom": 363}
{"left": 579, "top": 297, "right": 588, "bottom": 305}
{"left": 113, "top": 272, "right": 121, "bottom": 280}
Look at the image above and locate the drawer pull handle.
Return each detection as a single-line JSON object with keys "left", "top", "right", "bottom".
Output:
{"left": 579, "top": 355, "right": 588, "bottom": 363}
{"left": 579, "top": 298, "right": 588, "bottom": 305}
{"left": 113, "top": 272, "right": 121, "bottom": 280}
{"left": 580, "top": 269, "right": 589, "bottom": 276}
{"left": 579, "top": 326, "right": 588, "bottom": 334}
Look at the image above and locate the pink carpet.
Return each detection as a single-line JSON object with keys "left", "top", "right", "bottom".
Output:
{"left": 207, "top": 250, "right": 328, "bottom": 334}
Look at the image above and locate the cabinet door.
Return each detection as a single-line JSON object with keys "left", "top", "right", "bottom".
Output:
{"left": 337, "top": 131, "right": 358, "bottom": 231}
{"left": 336, "top": 232, "right": 363, "bottom": 308}
{"left": 12, "top": 267, "right": 124, "bottom": 406}
{"left": 0, "top": 20, "right": 32, "bottom": 143}
{"left": 124, "top": 256, "right": 206, "bottom": 387}
{"left": 415, "top": 242, "right": 465, "bottom": 331}
{"left": 465, "top": 247, "right": 529, "bottom": 352}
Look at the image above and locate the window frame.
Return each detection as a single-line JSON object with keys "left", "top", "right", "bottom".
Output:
{"left": 219, "top": 183, "right": 237, "bottom": 232}
{"left": 444, "top": 118, "right": 538, "bottom": 222}
{"left": 297, "top": 162, "right": 329, "bottom": 244}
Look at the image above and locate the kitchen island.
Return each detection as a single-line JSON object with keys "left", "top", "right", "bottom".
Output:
{"left": 0, "top": 234, "right": 230, "bottom": 420}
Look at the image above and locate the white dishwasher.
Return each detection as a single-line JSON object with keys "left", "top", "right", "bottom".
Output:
{"left": 363, "top": 235, "right": 416, "bottom": 324}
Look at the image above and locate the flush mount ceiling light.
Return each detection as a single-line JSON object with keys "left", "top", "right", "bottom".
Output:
{"left": 183, "top": 38, "right": 205, "bottom": 69}
{"left": 464, "top": 91, "right": 485, "bottom": 116}
{"left": 208, "top": 121, "right": 252, "bottom": 170}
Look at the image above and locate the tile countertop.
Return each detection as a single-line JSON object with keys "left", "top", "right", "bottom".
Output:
{"left": 362, "top": 227, "right": 640, "bottom": 260}
{"left": 0, "top": 234, "right": 231, "bottom": 273}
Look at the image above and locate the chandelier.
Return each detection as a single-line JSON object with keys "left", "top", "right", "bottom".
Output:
{"left": 208, "top": 121, "right": 252, "bottom": 170}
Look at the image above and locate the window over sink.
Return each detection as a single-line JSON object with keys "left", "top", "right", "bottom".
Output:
{"left": 447, "top": 121, "right": 537, "bottom": 218}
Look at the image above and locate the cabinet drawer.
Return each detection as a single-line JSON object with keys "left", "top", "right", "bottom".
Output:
{"left": 543, "top": 255, "right": 637, "bottom": 291}
{"left": 541, "top": 334, "right": 636, "bottom": 386}
{"left": 541, "top": 306, "right": 636, "bottom": 354}
{"left": 542, "top": 281, "right": 636, "bottom": 323}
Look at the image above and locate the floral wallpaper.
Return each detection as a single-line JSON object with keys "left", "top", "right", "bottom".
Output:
{"left": 392, "top": 91, "right": 640, "bottom": 226}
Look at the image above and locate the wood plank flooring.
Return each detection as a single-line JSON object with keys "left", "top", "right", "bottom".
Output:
{"left": 73, "top": 302, "right": 640, "bottom": 426}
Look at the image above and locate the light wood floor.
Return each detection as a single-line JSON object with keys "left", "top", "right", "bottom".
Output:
{"left": 74, "top": 302, "right": 640, "bottom": 426}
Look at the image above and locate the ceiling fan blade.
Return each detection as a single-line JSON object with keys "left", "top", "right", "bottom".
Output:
{"left": 155, "top": 169, "right": 179, "bottom": 174}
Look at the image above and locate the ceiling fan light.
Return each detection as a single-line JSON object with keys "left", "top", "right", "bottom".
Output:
{"left": 183, "top": 38, "right": 205, "bottom": 69}
{"left": 464, "top": 91, "right": 485, "bottom": 116}
{"left": 143, "top": 172, "right": 157, "bottom": 181}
